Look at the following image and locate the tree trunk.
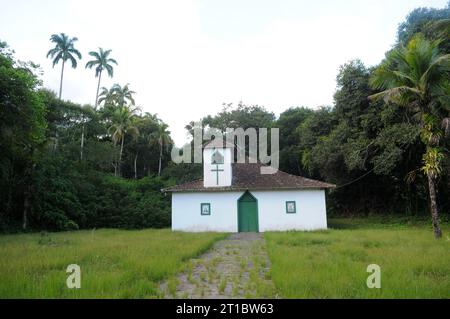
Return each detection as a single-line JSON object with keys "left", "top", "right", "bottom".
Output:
{"left": 53, "top": 131, "right": 59, "bottom": 153}
{"left": 22, "top": 160, "right": 36, "bottom": 231}
{"left": 427, "top": 173, "right": 442, "bottom": 239}
{"left": 80, "top": 122, "right": 85, "bottom": 161}
{"left": 158, "top": 139, "right": 163, "bottom": 176}
{"left": 134, "top": 152, "right": 138, "bottom": 179}
{"left": 95, "top": 71, "right": 102, "bottom": 109}
{"left": 6, "top": 167, "right": 13, "bottom": 216}
{"left": 119, "top": 136, "right": 124, "bottom": 177}
{"left": 22, "top": 186, "right": 30, "bottom": 230}
{"left": 59, "top": 59, "right": 65, "bottom": 99}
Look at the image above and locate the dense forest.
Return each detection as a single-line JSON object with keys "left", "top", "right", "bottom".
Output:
{"left": 1, "top": 4, "right": 449, "bottom": 234}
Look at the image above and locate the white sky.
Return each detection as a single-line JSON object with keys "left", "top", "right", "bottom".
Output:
{"left": 1, "top": 0, "right": 448, "bottom": 146}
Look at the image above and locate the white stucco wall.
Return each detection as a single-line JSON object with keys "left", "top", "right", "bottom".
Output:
{"left": 251, "top": 190, "right": 328, "bottom": 231}
{"left": 171, "top": 189, "right": 328, "bottom": 232}
{"left": 172, "top": 192, "right": 242, "bottom": 232}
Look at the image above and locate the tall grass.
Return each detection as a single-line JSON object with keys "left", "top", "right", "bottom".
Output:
{"left": 265, "top": 219, "right": 450, "bottom": 298}
{"left": 0, "top": 229, "right": 225, "bottom": 298}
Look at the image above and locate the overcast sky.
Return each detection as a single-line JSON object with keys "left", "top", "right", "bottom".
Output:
{"left": 1, "top": 0, "right": 448, "bottom": 146}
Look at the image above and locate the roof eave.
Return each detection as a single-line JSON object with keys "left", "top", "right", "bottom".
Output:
{"left": 162, "top": 185, "right": 335, "bottom": 193}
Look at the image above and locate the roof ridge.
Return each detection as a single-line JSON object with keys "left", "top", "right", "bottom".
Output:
{"left": 233, "top": 161, "right": 332, "bottom": 184}
{"left": 163, "top": 162, "right": 336, "bottom": 193}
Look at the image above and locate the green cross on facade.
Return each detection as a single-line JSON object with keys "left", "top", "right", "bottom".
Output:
{"left": 211, "top": 164, "right": 224, "bottom": 185}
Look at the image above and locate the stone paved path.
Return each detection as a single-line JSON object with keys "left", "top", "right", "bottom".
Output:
{"left": 160, "top": 233, "right": 278, "bottom": 299}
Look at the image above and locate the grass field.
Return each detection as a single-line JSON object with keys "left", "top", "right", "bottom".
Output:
{"left": 1, "top": 219, "right": 449, "bottom": 299}
{"left": 0, "top": 229, "right": 225, "bottom": 298}
{"left": 265, "top": 218, "right": 450, "bottom": 298}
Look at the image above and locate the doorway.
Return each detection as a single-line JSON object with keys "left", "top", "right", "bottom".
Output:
{"left": 237, "top": 191, "right": 259, "bottom": 232}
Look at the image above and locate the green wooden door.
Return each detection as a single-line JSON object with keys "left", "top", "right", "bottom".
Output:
{"left": 238, "top": 191, "right": 259, "bottom": 232}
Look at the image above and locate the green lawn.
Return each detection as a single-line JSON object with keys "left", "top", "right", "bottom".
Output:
{"left": 1, "top": 219, "right": 449, "bottom": 299}
{"left": 0, "top": 229, "right": 225, "bottom": 298}
{"left": 265, "top": 218, "right": 450, "bottom": 298}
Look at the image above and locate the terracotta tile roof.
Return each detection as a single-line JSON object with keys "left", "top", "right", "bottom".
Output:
{"left": 163, "top": 162, "right": 335, "bottom": 192}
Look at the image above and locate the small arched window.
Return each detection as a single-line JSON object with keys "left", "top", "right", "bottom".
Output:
{"left": 211, "top": 149, "right": 224, "bottom": 164}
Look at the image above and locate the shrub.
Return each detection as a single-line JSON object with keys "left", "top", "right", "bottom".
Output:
{"left": 64, "top": 220, "right": 79, "bottom": 231}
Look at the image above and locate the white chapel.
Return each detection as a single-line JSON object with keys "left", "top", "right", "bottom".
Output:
{"left": 164, "top": 140, "right": 334, "bottom": 232}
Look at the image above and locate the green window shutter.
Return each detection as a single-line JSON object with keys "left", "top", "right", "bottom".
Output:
{"left": 201, "top": 203, "right": 211, "bottom": 215}
{"left": 286, "top": 201, "right": 296, "bottom": 214}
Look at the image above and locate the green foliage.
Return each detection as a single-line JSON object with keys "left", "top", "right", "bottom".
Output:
{"left": 369, "top": 33, "right": 449, "bottom": 234}
{"left": 28, "top": 153, "right": 171, "bottom": 231}
{"left": 371, "top": 123, "right": 419, "bottom": 175}
{"left": 46, "top": 33, "right": 82, "bottom": 99}
{"left": 201, "top": 102, "right": 275, "bottom": 132}
{"left": 98, "top": 83, "right": 135, "bottom": 107}
{"left": 397, "top": 3, "right": 450, "bottom": 49}
{"left": 85, "top": 48, "right": 118, "bottom": 107}
{"left": 64, "top": 220, "right": 79, "bottom": 231}
{"left": 277, "top": 107, "right": 314, "bottom": 174}
{"left": 2, "top": 3, "right": 450, "bottom": 233}
{"left": 422, "top": 147, "right": 445, "bottom": 178}
{"left": 274, "top": 51, "right": 447, "bottom": 216}
{"left": 108, "top": 106, "right": 139, "bottom": 146}
{"left": 85, "top": 48, "right": 117, "bottom": 78}
{"left": 370, "top": 35, "right": 450, "bottom": 104}
{"left": 46, "top": 33, "right": 81, "bottom": 68}
{"left": 122, "top": 112, "right": 171, "bottom": 179}
{"left": 149, "top": 120, "right": 172, "bottom": 176}
{"left": 95, "top": 176, "right": 171, "bottom": 229}
{"left": 0, "top": 41, "right": 175, "bottom": 232}
{"left": 161, "top": 162, "right": 202, "bottom": 185}
{"left": 0, "top": 42, "right": 46, "bottom": 148}
{"left": 0, "top": 41, "right": 47, "bottom": 231}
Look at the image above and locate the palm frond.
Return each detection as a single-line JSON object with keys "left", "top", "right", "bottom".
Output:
{"left": 69, "top": 48, "right": 82, "bottom": 60}
{"left": 103, "top": 49, "right": 112, "bottom": 57}
{"left": 420, "top": 54, "right": 450, "bottom": 87}
{"left": 368, "top": 86, "right": 422, "bottom": 105}
{"left": 85, "top": 60, "right": 95, "bottom": 69}
{"left": 46, "top": 48, "right": 59, "bottom": 58}
{"left": 95, "top": 66, "right": 102, "bottom": 77}
{"left": 86, "top": 48, "right": 117, "bottom": 79}
{"left": 108, "top": 58, "right": 118, "bottom": 65}
{"left": 52, "top": 52, "right": 63, "bottom": 67}
{"left": 88, "top": 51, "right": 101, "bottom": 59}
{"left": 47, "top": 33, "right": 81, "bottom": 67}
{"left": 405, "top": 169, "right": 419, "bottom": 184}
{"left": 105, "top": 64, "right": 114, "bottom": 77}
{"left": 68, "top": 55, "right": 77, "bottom": 68}
{"left": 127, "top": 126, "right": 140, "bottom": 138}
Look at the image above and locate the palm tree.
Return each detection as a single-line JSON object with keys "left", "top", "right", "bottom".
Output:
{"left": 369, "top": 35, "right": 450, "bottom": 239}
{"left": 97, "top": 86, "right": 116, "bottom": 106}
{"left": 108, "top": 106, "right": 139, "bottom": 176}
{"left": 151, "top": 121, "right": 171, "bottom": 176}
{"left": 46, "top": 33, "right": 82, "bottom": 99}
{"left": 79, "top": 104, "right": 95, "bottom": 161}
{"left": 85, "top": 48, "right": 118, "bottom": 108}
{"left": 98, "top": 83, "right": 136, "bottom": 107}
{"left": 112, "top": 83, "right": 136, "bottom": 107}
